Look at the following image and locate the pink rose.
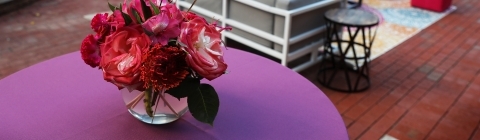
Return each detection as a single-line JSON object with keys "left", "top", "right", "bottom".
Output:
{"left": 80, "top": 34, "right": 101, "bottom": 68}
{"left": 179, "top": 18, "right": 228, "bottom": 80}
{"left": 100, "top": 26, "right": 150, "bottom": 88}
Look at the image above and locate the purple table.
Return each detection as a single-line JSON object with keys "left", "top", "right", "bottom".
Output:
{"left": 0, "top": 48, "right": 347, "bottom": 140}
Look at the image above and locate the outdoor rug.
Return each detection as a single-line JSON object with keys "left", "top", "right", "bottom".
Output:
{"left": 347, "top": 0, "right": 457, "bottom": 60}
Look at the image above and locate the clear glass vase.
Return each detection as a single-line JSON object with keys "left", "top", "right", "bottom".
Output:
{"left": 121, "top": 88, "right": 188, "bottom": 124}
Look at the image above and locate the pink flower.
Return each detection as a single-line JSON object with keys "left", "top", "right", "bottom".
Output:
{"left": 161, "top": 3, "right": 183, "bottom": 20}
{"left": 142, "top": 3, "right": 182, "bottom": 45}
{"left": 80, "top": 34, "right": 101, "bottom": 68}
{"left": 146, "top": 0, "right": 169, "bottom": 7}
{"left": 122, "top": 0, "right": 158, "bottom": 23}
{"left": 122, "top": 0, "right": 140, "bottom": 24}
{"left": 107, "top": 10, "right": 125, "bottom": 32}
{"left": 91, "top": 13, "right": 110, "bottom": 41}
{"left": 100, "top": 26, "right": 150, "bottom": 89}
{"left": 179, "top": 18, "right": 228, "bottom": 80}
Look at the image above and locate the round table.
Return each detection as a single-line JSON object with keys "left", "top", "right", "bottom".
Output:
{"left": 0, "top": 48, "right": 347, "bottom": 140}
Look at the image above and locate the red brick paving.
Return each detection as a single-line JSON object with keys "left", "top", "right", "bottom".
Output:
{"left": 1, "top": 0, "right": 480, "bottom": 140}
{"left": 0, "top": 0, "right": 123, "bottom": 78}
{"left": 301, "top": 0, "right": 480, "bottom": 139}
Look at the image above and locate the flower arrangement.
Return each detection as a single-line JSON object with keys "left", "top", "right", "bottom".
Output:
{"left": 80, "top": 0, "right": 231, "bottom": 125}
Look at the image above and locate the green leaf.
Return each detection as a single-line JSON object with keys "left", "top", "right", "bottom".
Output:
{"left": 119, "top": 4, "right": 132, "bottom": 25}
{"left": 142, "top": 27, "right": 155, "bottom": 36}
{"left": 108, "top": 2, "right": 117, "bottom": 12}
{"left": 131, "top": 8, "right": 143, "bottom": 23}
{"left": 149, "top": 1, "right": 160, "bottom": 15}
{"left": 187, "top": 84, "right": 220, "bottom": 126}
{"left": 166, "top": 76, "right": 201, "bottom": 100}
{"left": 168, "top": 39, "right": 177, "bottom": 46}
{"left": 140, "top": 0, "right": 153, "bottom": 20}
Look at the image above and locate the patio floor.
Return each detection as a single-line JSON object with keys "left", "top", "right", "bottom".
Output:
{"left": 1, "top": 0, "right": 479, "bottom": 139}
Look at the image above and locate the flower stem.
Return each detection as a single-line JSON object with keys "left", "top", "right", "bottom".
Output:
{"left": 126, "top": 89, "right": 179, "bottom": 120}
{"left": 159, "top": 89, "right": 179, "bottom": 118}
{"left": 126, "top": 92, "right": 144, "bottom": 109}
{"left": 151, "top": 90, "right": 162, "bottom": 123}
{"left": 187, "top": 0, "right": 197, "bottom": 12}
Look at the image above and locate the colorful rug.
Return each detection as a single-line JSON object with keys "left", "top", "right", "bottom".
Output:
{"left": 345, "top": 0, "right": 456, "bottom": 60}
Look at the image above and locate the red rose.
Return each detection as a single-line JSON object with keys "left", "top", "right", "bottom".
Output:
{"left": 100, "top": 26, "right": 150, "bottom": 88}
{"left": 179, "top": 18, "right": 228, "bottom": 80}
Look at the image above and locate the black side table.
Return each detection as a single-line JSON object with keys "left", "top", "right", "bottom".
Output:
{"left": 317, "top": 8, "right": 379, "bottom": 92}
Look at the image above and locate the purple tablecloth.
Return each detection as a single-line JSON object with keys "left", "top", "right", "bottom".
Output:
{"left": 0, "top": 48, "right": 347, "bottom": 140}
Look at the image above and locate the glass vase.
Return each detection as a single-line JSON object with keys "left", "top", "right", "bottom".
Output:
{"left": 121, "top": 88, "right": 188, "bottom": 124}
